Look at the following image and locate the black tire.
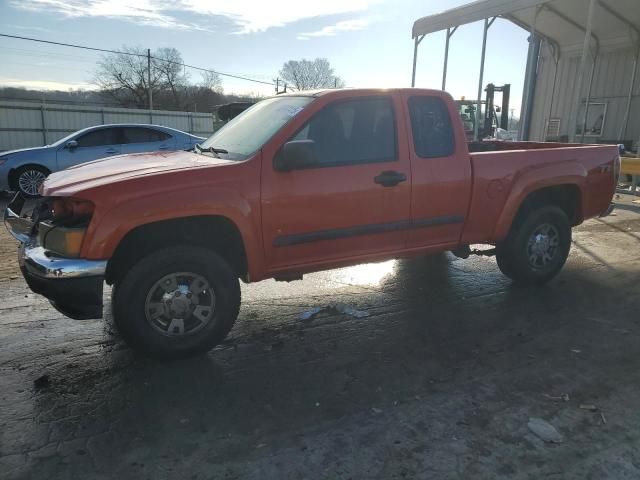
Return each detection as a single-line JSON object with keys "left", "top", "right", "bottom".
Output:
{"left": 112, "top": 246, "right": 240, "bottom": 359}
{"left": 495, "top": 206, "right": 571, "bottom": 286}
{"left": 13, "top": 165, "right": 49, "bottom": 198}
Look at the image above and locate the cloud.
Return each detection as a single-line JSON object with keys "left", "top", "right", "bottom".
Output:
{"left": 179, "top": 0, "right": 376, "bottom": 33}
{"left": 11, "top": 0, "right": 201, "bottom": 30}
{"left": 0, "top": 77, "right": 97, "bottom": 91}
{"left": 297, "top": 18, "right": 370, "bottom": 40}
{"left": 12, "top": 0, "right": 380, "bottom": 33}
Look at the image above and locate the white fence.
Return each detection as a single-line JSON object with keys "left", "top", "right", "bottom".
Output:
{"left": 0, "top": 100, "right": 222, "bottom": 151}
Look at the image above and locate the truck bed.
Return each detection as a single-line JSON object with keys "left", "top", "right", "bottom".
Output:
{"left": 467, "top": 140, "right": 610, "bottom": 153}
{"left": 461, "top": 142, "right": 619, "bottom": 245}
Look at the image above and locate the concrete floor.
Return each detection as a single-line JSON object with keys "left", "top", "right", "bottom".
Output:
{"left": 1, "top": 195, "right": 640, "bottom": 479}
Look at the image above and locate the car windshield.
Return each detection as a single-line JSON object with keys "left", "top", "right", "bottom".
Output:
{"left": 200, "top": 96, "right": 313, "bottom": 160}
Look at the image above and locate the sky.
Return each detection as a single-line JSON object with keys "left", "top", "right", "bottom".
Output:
{"left": 0, "top": 0, "right": 530, "bottom": 111}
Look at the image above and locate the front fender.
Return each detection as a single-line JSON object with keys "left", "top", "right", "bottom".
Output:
{"left": 493, "top": 160, "right": 587, "bottom": 241}
{"left": 7, "top": 149, "right": 56, "bottom": 173}
{"left": 82, "top": 185, "right": 263, "bottom": 278}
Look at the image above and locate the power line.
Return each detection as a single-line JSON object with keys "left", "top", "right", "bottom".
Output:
{"left": 0, "top": 33, "right": 276, "bottom": 87}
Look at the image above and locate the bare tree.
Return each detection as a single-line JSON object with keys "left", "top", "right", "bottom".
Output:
{"left": 279, "top": 58, "right": 345, "bottom": 91}
{"left": 153, "top": 47, "right": 188, "bottom": 108}
{"left": 200, "top": 70, "right": 223, "bottom": 93}
{"left": 94, "top": 46, "right": 193, "bottom": 109}
{"left": 94, "top": 46, "right": 158, "bottom": 108}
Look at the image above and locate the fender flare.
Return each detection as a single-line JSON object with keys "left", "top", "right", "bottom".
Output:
{"left": 493, "top": 160, "right": 587, "bottom": 241}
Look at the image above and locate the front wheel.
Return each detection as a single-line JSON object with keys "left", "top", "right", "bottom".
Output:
{"left": 14, "top": 165, "right": 50, "bottom": 198}
{"left": 495, "top": 206, "right": 571, "bottom": 286}
{"left": 112, "top": 246, "right": 240, "bottom": 359}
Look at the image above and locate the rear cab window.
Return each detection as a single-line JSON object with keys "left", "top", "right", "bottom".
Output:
{"left": 292, "top": 96, "right": 397, "bottom": 168}
{"left": 408, "top": 96, "right": 455, "bottom": 158}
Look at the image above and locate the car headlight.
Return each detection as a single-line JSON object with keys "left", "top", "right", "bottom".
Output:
{"left": 38, "top": 197, "right": 94, "bottom": 257}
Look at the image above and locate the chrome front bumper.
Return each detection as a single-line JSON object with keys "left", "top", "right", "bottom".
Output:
{"left": 19, "top": 242, "right": 107, "bottom": 279}
{"left": 5, "top": 194, "right": 106, "bottom": 319}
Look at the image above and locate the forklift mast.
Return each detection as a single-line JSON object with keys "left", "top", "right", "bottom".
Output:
{"left": 483, "top": 83, "right": 510, "bottom": 136}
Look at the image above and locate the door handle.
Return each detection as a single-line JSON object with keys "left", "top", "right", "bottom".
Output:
{"left": 374, "top": 171, "right": 407, "bottom": 187}
{"left": 105, "top": 148, "right": 118, "bottom": 154}
{"left": 158, "top": 145, "right": 169, "bottom": 150}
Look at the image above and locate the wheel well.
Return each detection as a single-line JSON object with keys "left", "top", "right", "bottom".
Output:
{"left": 516, "top": 184, "right": 582, "bottom": 226}
{"left": 8, "top": 164, "right": 50, "bottom": 190}
{"left": 105, "top": 216, "right": 248, "bottom": 285}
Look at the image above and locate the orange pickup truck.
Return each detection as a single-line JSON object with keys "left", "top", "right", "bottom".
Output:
{"left": 5, "top": 88, "right": 619, "bottom": 359}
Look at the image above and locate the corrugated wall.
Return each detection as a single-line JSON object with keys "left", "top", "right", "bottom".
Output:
{"left": 0, "top": 101, "right": 223, "bottom": 151}
{"left": 530, "top": 43, "right": 639, "bottom": 148}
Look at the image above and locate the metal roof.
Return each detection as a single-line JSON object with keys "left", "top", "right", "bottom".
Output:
{"left": 412, "top": 0, "right": 640, "bottom": 51}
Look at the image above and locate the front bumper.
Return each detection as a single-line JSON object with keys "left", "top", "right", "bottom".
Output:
{"left": 5, "top": 194, "right": 106, "bottom": 319}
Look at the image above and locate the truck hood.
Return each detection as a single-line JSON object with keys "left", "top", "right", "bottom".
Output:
{"left": 43, "top": 150, "right": 235, "bottom": 196}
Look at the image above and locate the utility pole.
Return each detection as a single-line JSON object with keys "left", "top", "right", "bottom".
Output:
{"left": 275, "top": 78, "right": 279, "bottom": 94}
{"left": 147, "top": 48, "right": 153, "bottom": 118}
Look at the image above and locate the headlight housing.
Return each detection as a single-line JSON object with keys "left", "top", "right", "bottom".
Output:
{"left": 38, "top": 197, "right": 95, "bottom": 257}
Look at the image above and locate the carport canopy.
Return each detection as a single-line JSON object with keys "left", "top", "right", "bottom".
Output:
{"left": 411, "top": 0, "right": 640, "bottom": 141}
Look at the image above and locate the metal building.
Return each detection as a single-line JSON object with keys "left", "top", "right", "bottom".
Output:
{"left": 411, "top": 0, "right": 640, "bottom": 150}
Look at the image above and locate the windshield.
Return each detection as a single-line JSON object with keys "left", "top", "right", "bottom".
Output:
{"left": 50, "top": 129, "right": 88, "bottom": 147}
{"left": 200, "top": 96, "right": 313, "bottom": 160}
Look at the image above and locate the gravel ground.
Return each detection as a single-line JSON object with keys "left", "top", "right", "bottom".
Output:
{"left": 1, "top": 194, "right": 640, "bottom": 480}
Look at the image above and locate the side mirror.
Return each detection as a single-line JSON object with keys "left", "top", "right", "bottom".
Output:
{"left": 274, "top": 140, "right": 318, "bottom": 172}
{"left": 65, "top": 140, "right": 78, "bottom": 149}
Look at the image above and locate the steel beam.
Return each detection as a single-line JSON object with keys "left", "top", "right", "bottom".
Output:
{"left": 442, "top": 27, "right": 457, "bottom": 90}
{"left": 580, "top": 48, "right": 599, "bottom": 142}
{"left": 544, "top": 42, "right": 560, "bottom": 141}
{"left": 411, "top": 35, "right": 425, "bottom": 87}
{"left": 568, "top": 0, "right": 596, "bottom": 143}
{"left": 519, "top": 6, "right": 542, "bottom": 141}
{"left": 619, "top": 46, "right": 640, "bottom": 141}
{"left": 474, "top": 18, "right": 494, "bottom": 141}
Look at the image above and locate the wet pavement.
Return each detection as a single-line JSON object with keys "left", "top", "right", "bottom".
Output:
{"left": 1, "top": 195, "right": 640, "bottom": 479}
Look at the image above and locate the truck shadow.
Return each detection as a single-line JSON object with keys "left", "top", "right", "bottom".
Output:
{"left": 19, "top": 249, "right": 640, "bottom": 476}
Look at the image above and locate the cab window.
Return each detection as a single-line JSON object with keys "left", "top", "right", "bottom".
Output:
{"left": 292, "top": 97, "right": 397, "bottom": 167}
{"left": 408, "top": 96, "right": 455, "bottom": 158}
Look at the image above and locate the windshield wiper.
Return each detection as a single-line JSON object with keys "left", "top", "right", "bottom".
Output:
{"left": 194, "top": 144, "right": 228, "bottom": 158}
{"left": 202, "top": 146, "right": 228, "bottom": 155}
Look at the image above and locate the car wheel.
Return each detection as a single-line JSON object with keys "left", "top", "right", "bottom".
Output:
{"left": 14, "top": 165, "right": 49, "bottom": 198}
{"left": 495, "top": 206, "right": 571, "bottom": 286}
{"left": 112, "top": 246, "right": 240, "bottom": 359}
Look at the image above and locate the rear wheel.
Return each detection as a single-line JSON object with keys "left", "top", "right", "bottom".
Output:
{"left": 14, "top": 165, "right": 49, "bottom": 198}
{"left": 112, "top": 246, "right": 240, "bottom": 359}
{"left": 495, "top": 206, "right": 571, "bottom": 286}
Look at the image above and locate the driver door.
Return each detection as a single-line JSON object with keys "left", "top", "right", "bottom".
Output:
{"left": 261, "top": 94, "right": 411, "bottom": 271}
{"left": 56, "top": 127, "right": 122, "bottom": 170}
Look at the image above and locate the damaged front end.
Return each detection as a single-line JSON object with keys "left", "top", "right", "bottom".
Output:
{"left": 4, "top": 194, "right": 105, "bottom": 320}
